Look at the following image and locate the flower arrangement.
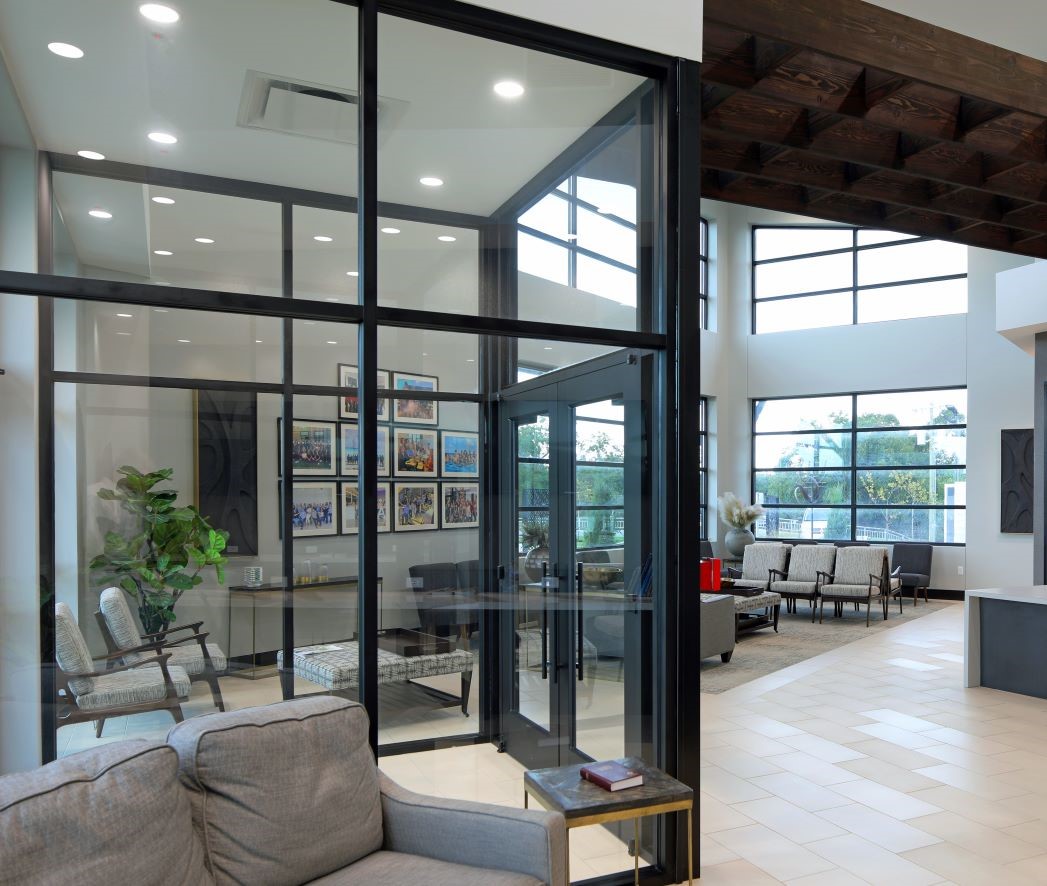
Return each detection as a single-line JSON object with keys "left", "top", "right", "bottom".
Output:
{"left": 717, "top": 492, "right": 764, "bottom": 530}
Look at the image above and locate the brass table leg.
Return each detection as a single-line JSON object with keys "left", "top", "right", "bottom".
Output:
{"left": 687, "top": 808, "right": 694, "bottom": 885}
{"left": 634, "top": 817, "right": 640, "bottom": 885}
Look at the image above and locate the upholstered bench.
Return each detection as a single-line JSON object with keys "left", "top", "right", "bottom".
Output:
{"left": 730, "top": 590, "right": 781, "bottom": 638}
{"left": 279, "top": 641, "right": 475, "bottom": 715}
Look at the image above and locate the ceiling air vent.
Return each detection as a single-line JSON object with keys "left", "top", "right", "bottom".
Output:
{"left": 237, "top": 70, "right": 407, "bottom": 145}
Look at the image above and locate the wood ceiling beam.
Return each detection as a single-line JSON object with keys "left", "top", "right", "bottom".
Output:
{"left": 703, "top": 0, "right": 1047, "bottom": 118}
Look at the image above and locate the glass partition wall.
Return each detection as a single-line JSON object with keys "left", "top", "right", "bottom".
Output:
{"left": 0, "top": 0, "right": 699, "bottom": 881}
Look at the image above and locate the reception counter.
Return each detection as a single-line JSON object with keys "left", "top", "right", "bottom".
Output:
{"left": 965, "top": 586, "right": 1047, "bottom": 697}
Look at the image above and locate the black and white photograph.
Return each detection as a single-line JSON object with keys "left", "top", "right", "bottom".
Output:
{"left": 441, "top": 483, "right": 479, "bottom": 529}
{"left": 394, "top": 482, "right": 438, "bottom": 531}
{"left": 393, "top": 372, "right": 439, "bottom": 425}
{"left": 290, "top": 482, "right": 338, "bottom": 537}
{"left": 394, "top": 427, "right": 438, "bottom": 477}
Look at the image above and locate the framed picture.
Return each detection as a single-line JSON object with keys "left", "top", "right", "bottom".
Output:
{"left": 394, "top": 427, "right": 438, "bottom": 478}
{"left": 441, "top": 431, "right": 479, "bottom": 478}
{"left": 393, "top": 371, "right": 439, "bottom": 425}
{"left": 340, "top": 482, "right": 391, "bottom": 534}
{"left": 287, "top": 419, "right": 336, "bottom": 476}
{"left": 394, "top": 482, "right": 438, "bottom": 531}
{"left": 441, "top": 483, "right": 479, "bottom": 529}
{"left": 339, "top": 424, "right": 389, "bottom": 476}
{"left": 289, "top": 481, "right": 338, "bottom": 537}
{"left": 338, "top": 364, "right": 390, "bottom": 421}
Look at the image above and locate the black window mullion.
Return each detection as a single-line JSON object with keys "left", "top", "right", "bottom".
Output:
{"left": 852, "top": 228, "right": 858, "bottom": 328}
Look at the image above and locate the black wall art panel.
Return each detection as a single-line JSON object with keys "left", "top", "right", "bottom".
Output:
{"left": 1001, "top": 428, "right": 1034, "bottom": 534}
{"left": 197, "top": 390, "right": 259, "bottom": 554}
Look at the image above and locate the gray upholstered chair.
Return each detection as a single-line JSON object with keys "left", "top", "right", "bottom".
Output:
{"left": 770, "top": 544, "right": 836, "bottom": 622}
{"left": 727, "top": 543, "right": 790, "bottom": 591}
{"left": 818, "top": 547, "right": 890, "bottom": 626}
{"left": 700, "top": 593, "right": 735, "bottom": 663}
{"left": 54, "top": 601, "right": 190, "bottom": 737}
{"left": 891, "top": 543, "right": 933, "bottom": 605}
{"left": 96, "top": 587, "right": 226, "bottom": 712}
{"left": 699, "top": 540, "right": 715, "bottom": 560}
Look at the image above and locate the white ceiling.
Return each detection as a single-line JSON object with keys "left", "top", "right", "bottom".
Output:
{"left": 0, "top": 0, "right": 644, "bottom": 214}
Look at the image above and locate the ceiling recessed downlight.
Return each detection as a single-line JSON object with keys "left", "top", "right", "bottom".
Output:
{"left": 381, "top": 227, "right": 401, "bottom": 235}
{"left": 151, "top": 196, "right": 175, "bottom": 205}
{"left": 153, "top": 249, "right": 173, "bottom": 256}
{"left": 116, "top": 331, "right": 132, "bottom": 336}
{"left": 194, "top": 237, "right": 215, "bottom": 244}
{"left": 148, "top": 131, "right": 178, "bottom": 145}
{"left": 543, "top": 346, "right": 553, "bottom": 351}
{"left": 77, "top": 150, "right": 105, "bottom": 161}
{"left": 116, "top": 313, "right": 133, "bottom": 318}
{"left": 437, "top": 235, "right": 457, "bottom": 243}
{"left": 177, "top": 339, "right": 191, "bottom": 343}
{"left": 48, "top": 42, "right": 84, "bottom": 59}
{"left": 255, "top": 339, "right": 263, "bottom": 344}
{"left": 88, "top": 209, "right": 112, "bottom": 219}
{"left": 325, "top": 297, "right": 339, "bottom": 302}
{"left": 313, "top": 235, "right": 333, "bottom": 242}
{"left": 346, "top": 271, "right": 359, "bottom": 277}
{"left": 139, "top": 4, "right": 180, "bottom": 24}
{"left": 326, "top": 340, "right": 338, "bottom": 345}
{"left": 494, "top": 80, "right": 525, "bottom": 99}
{"left": 419, "top": 176, "right": 444, "bottom": 187}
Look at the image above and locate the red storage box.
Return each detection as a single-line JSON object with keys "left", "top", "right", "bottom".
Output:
{"left": 700, "top": 557, "right": 721, "bottom": 591}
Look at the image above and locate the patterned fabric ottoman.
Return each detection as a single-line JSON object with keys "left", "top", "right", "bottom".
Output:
{"left": 730, "top": 591, "right": 781, "bottom": 637}
{"left": 278, "top": 642, "right": 474, "bottom": 715}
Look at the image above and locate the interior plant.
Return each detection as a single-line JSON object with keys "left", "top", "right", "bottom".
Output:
{"left": 520, "top": 518, "right": 550, "bottom": 582}
{"left": 717, "top": 492, "right": 765, "bottom": 558}
{"left": 89, "top": 465, "right": 229, "bottom": 635}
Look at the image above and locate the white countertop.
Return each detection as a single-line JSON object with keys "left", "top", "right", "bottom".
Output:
{"left": 966, "top": 586, "right": 1047, "bottom": 605}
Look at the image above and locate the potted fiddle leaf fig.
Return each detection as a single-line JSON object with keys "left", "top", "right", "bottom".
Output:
{"left": 89, "top": 465, "right": 229, "bottom": 635}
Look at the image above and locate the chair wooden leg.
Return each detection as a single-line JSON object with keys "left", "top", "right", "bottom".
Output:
{"left": 169, "top": 704, "right": 184, "bottom": 725}
{"left": 866, "top": 596, "right": 871, "bottom": 627}
{"left": 204, "top": 670, "right": 226, "bottom": 712}
{"left": 95, "top": 717, "right": 106, "bottom": 738}
{"left": 811, "top": 597, "right": 817, "bottom": 623}
{"left": 819, "top": 598, "right": 824, "bottom": 624}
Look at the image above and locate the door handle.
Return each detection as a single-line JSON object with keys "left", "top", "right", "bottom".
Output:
{"left": 576, "top": 561, "right": 585, "bottom": 681}
{"left": 540, "top": 561, "right": 549, "bottom": 680}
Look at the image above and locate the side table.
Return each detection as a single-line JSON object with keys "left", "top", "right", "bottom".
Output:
{"left": 524, "top": 757, "right": 693, "bottom": 885}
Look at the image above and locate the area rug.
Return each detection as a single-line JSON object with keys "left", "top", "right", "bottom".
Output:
{"left": 700, "top": 599, "right": 954, "bottom": 693}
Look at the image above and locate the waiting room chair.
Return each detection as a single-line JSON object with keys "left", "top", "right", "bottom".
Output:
{"left": 700, "top": 540, "right": 715, "bottom": 560}
{"left": 770, "top": 544, "right": 836, "bottom": 622}
{"left": 819, "top": 547, "right": 891, "bottom": 626}
{"left": 96, "top": 587, "right": 226, "bottom": 713}
{"left": 726, "top": 543, "right": 790, "bottom": 592}
{"left": 891, "top": 543, "right": 933, "bottom": 606}
{"left": 55, "top": 601, "right": 190, "bottom": 737}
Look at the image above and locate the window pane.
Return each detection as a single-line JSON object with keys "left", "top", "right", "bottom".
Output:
{"left": 754, "top": 227, "right": 854, "bottom": 261}
{"left": 755, "top": 470, "right": 852, "bottom": 504}
{"left": 856, "top": 469, "right": 967, "bottom": 505}
{"left": 756, "top": 507, "right": 852, "bottom": 540}
{"left": 576, "top": 254, "right": 637, "bottom": 306}
{"left": 857, "top": 278, "right": 967, "bottom": 323}
{"left": 755, "top": 253, "right": 854, "bottom": 298}
{"left": 518, "top": 231, "right": 569, "bottom": 286}
{"left": 857, "top": 229, "right": 920, "bottom": 246}
{"left": 576, "top": 175, "right": 637, "bottom": 224}
{"left": 576, "top": 207, "right": 637, "bottom": 267}
{"left": 576, "top": 507, "right": 625, "bottom": 547}
{"left": 856, "top": 507, "right": 965, "bottom": 543}
{"left": 754, "top": 433, "right": 851, "bottom": 468}
{"left": 857, "top": 390, "right": 967, "bottom": 427}
{"left": 755, "top": 291, "right": 853, "bottom": 333}
{"left": 857, "top": 239, "right": 967, "bottom": 286}
{"left": 754, "top": 396, "right": 853, "bottom": 432}
{"left": 576, "top": 466, "right": 624, "bottom": 506}
{"left": 519, "top": 193, "right": 570, "bottom": 240}
{"left": 576, "top": 419, "right": 625, "bottom": 463}
{"left": 856, "top": 428, "right": 966, "bottom": 466}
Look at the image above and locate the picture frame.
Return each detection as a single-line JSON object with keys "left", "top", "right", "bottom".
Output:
{"left": 338, "top": 364, "right": 391, "bottom": 421}
{"left": 440, "top": 431, "right": 479, "bottom": 478}
{"left": 285, "top": 419, "right": 336, "bottom": 476}
{"left": 393, "top": 371, "right": 439, "bottom": 425}
{"left": 441, "top": 482, "right": 479, "bottom": 529}
{"left": 394, "top": 427, "right": 438, "bottom": 478}
{"left": 340, "top": 423, "right": 390, "bottom": 476}
{"left": 394, "top": 482, "right": 438, "bottom": 531}
{"left": 340, "top": 482, "right": 391, "bottom": 534}
{"left": 289, "top": 481, "right": 338, "bottom": 537}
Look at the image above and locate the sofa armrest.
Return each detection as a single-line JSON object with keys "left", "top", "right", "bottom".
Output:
{"left": 379, "top": 772, "right": 567, "bottom": 886}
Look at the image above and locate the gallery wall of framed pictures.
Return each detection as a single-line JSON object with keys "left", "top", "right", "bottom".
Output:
{"left": 279, "top": 366, "right": 479, "bottom": 537}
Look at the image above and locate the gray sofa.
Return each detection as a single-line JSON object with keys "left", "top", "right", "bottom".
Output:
{"left": 700, "top": 593, "right": 735, "bottom": 663}
{"left": 0, "top": 697, "right": 566, "bottom": 886}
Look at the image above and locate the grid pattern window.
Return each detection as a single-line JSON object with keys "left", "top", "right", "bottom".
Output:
{"left": 752, "top": 388, "right": 967, "bottom": 544}
{"left": 699, "top": 397, "right": 708, "bottom": 539}
{"left": 699, "top": 217, "right": 709, "bottom": 330}
{"left": 752, "top": 226, "right": 968, "bottom": 334}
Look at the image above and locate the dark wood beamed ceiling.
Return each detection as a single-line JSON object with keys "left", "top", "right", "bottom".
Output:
{"left": 701, "top": 0, "right": 1047, "bottom": 258}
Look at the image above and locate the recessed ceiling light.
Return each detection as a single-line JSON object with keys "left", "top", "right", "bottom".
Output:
{"left": 493, "top": 80, "right": 525, "bottom": 99}
{"left": 422, "top": 352, "right": 428, "bottom": 357}
{"left": 419, "top": 176, "right": 444, "bottom": 187}
{"left": 466, "top": 358, "right": 475, "bottom": 363}
{"left": 326, "top": 340, "right": 338, "bottom": 345}
{"left": 153, "top": 308, "right": 169, "bottom": 313}
{"left": 153, "top": 249, "right": 173, "bottom": 256}
{"left": 381, "top": 227, "right": 400, "bottom": 235}
{"left": 346, "top": 271, "right": 359, "bottom": 277}
{"left": 304, "top": 321, "right": 317, "bottom": 326}
{"left": 255, "top": 339, "right": 263, "bottom": 344}
{"left": 438, "top": 235, "right": 457, "bottom": 243}
{"left": 148, "top": 131, "right": 178, "bottom": 145}
{"left": 325, "top": 297, "right": 339, "bottom": 302}
{"left": 177, "top": 339, "right": 191, "bottom": 343}
{"left": 116, "top": 332, "right": 132, "bottom": 336}
{"left": 139, "top": 4, "right": 180, "bottom": 24}
{"left": 194, "top": 237, "right": 215, "bottom": 244}
{"left": 77, "top": 150, "right": 105, "bottom": 161}
{"left": 313, "top": 235, "right": 333, "bottom": 242}
{"left": 47, "top": 42, "right": 84, "bottom": 59}
{"left": 116, "top": 313, "right": 133, "bottom": 318}
{"left": 543, "top": 346, "right": 553, "bottom": 350}
{"left": 151, "top": 196, "right": 175, "bottom": 205}
{"left": 89, "top": 209, "right": 112, "bottom": 219}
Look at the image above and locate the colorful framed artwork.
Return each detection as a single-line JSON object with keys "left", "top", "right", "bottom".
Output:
{"left": 340, "top": 482, "right": 391, "bottom": 534}
{"left": 289, "top": 481, "right": 338, "bottom": 537}
{"left": 440, "top": 431, "right": 479, "bottom": 478}
{"left": 392, "top": 371, "right": 439, "bottom": 425}
{"left": 288, "top": 420, "right": 336, "bottom": 476}
{"left": 338, "top": 364, "right": 390, "bottom": 421}
{"left": 394, "top": 482, "right": 438, "bottom": 531}
{"left": 340, "top": 424, "right": 390, "bottom": 477}
{"left": 441, "top": 483, "right": 479, "bottom": 529}
{"left": 394, "top": 427, "right": 438, "bottom": 478}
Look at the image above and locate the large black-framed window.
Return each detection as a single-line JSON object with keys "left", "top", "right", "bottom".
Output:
{"left": 699, "top": 217, "right": 708, "bottom": 330}
{"left": 699, "top": 396, "right": 708, "bottom": 539}
{"left": 752, "top": 387, "right": 967, "bottom": 545}
{"left": 752, "top": 225, "right": 968, "bottom": 334}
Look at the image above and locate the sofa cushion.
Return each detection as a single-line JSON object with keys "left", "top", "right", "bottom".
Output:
{"left": 822, "top": 583, "right": 873, "bottom": 598}
{"left": 739, "top": 543, "right": 789, "bottom": 583}
{"left": 75, "top": 663, "right": 191, "bottom": 710}
{"left": 786, "top": 544, "right": 835, "bottom": 583}
{"left": 832, "top": 546, "right": 887, "bottom": 585}
{"left": 0, "top": 740, "right": 212, "bottom": 886}
{"left": 99, "top": 587, "right": 147, "bottom": 662}
{"left": 54, "top": 601, "right": 96, "bottom": 696}
{"left": 167, "top": 696, "right": 382, "bottom": 886}
{"left": 305, "top": 850, "right": 544, "bottom": 886}
{"left": 771, "top": 579, "right": 818, "bottom": 596}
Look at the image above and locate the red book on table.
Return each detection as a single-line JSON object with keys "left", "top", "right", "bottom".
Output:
{"left": 580, "top": 761, "right": 645, "bottom": 791}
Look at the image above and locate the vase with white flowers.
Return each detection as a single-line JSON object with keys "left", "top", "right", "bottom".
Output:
{"left": 717, "top": 492, "right": 765, "bottom": 558}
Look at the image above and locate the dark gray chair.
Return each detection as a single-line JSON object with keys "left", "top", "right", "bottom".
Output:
{"left": 891, "top": 543, "right": 933, "bottom": 606}
{"left": 700, "top": 540, "right": 715, "bottom": 560}
{"left": 408, "top": 562, "right": 459, "bottom": 637}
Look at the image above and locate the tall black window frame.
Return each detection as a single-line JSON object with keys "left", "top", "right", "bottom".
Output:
{"left": 699, "top": 217, "right": 709, "bottom": 330}
{"left": 751, "top": 387, "right": 968, "bottom": 545}
{"left": 751, "top": 225, "right": 968, "bottom": 334}
{"left": 699, "top": 396, "right": 708, "bottom": 539}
